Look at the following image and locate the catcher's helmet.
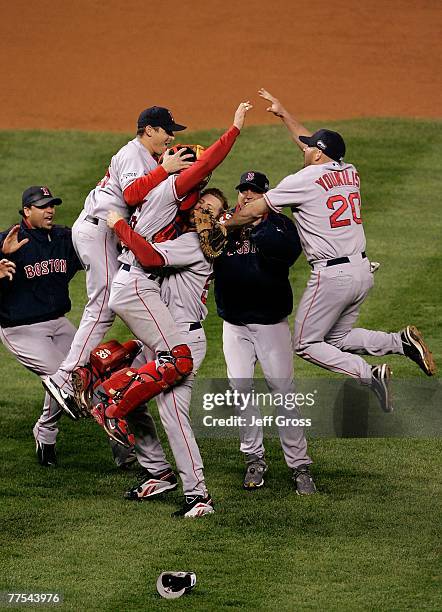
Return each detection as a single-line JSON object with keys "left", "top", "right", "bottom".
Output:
{"left": 158, "top": 144, "right": 205, "bottom": 166}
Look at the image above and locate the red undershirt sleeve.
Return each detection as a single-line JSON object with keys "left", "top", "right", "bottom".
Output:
{"left": 175, "top": 125, "right": 240, "bottom": 197}
{"left": 113, "top": 219, "right": 165, "bottom": 268}
{"left": 123, "top": 165, "right": 168, "bottom": 206}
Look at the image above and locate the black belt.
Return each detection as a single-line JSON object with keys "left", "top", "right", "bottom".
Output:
{"left": 121, "top": 263, "right": 159, "bottom": 281}
{"left": 189, "top": 322, "right": 202, "bottom": 331}
{"left": 85, "top": 215, "right": 100, "bottom": 225}
{"left": 326, "top": 251, "right": 366, "bottom": 267}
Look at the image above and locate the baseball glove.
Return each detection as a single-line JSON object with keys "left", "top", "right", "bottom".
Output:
{"left": 193, "top": 207, "right": 227, "bottom": 260}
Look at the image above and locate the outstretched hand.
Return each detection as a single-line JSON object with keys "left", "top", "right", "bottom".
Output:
{"left": 1, "top": 225, "right": 29, "bottom": 255}
{"left": 233, "top": 101, "right": 253, "bottom": 130}
{"left": 258, "top": 88, "right": 285, "bottom": 117}
{"left": 0, "top": 258, "right": 16, "bottom": 280}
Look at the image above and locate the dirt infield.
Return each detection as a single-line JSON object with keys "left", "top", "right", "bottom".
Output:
{"left": 0, "top": 0, "right": 440, "bottom": 131}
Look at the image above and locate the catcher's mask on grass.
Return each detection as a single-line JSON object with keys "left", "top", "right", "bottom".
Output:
{"left": 156, "top": 572, "right": 196, "bottom": 599}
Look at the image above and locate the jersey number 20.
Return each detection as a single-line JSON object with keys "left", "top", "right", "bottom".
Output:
{"left": 327, "top": 192, "right": 362, "bottom": 228}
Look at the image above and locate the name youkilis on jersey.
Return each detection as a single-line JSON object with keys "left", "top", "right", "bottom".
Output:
{"left": 315, "top": 168, "right": 360, "bottom": 192}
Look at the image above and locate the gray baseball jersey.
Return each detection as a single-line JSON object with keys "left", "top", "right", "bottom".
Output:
{"left": 263, "top": 159, "right": 403, "bottom": 383}
{"left": 84, "top": 138, "right": 158, "bottom": 219}
{"left": 152, "top": 232, "right": 213, "bottom": 324}
{"left": 264, "top": 161, "right": 365, "bottom": 262}
{"left": 118, "top": 175, "right": 182, "bottom": 267}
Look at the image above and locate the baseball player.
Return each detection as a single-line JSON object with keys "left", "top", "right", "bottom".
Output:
{"left": 89, "top": 189, "right": 229, "bottom": 517}
{"left": 83, "top": 102, "right": 251, "bottom": 419}
{"left": 213, "top": 171, "right": 315, "bottom": 494}
{"left": 0, "top": 186, "right": 82, "bottom": 466}
{"left": 223, "top": 89, "right": 436, "bottom": 412}
{"left": 43, "top": 106, "right": 193, "bottom": 415}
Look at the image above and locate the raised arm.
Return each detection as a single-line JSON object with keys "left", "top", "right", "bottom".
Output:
{"left": 175, "top": 102, "right": 253, "bottom": 198}
{"left": 258, "top": 88, "right": 312, "bottom": 152}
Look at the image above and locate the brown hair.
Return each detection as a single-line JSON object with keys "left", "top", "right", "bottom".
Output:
{"left": 200, "top": 187, "right": 229, "bottom": 210}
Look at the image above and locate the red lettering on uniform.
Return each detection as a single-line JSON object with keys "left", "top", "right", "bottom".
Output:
{"left": 315, "top": 177, "right": 329, "bottom": 192}
{"left": 342, "top": 170, "right": 350, "bottom": 184}
{"left": 97, "top": 167, "right": 111, "bottom": 188}
{"left": 41, "top": 261, "right": 49, "bottom": 275}
{"left": 334, "top": 172, "right": 343, "bottom": 186}
{"left": 348, "top": 192, "right": 363, "bottom": 224}
{"left": 323, "top": 175, "right": 334, "bottom": 189}
{"left": 54, "top": 259, "right": 60, "bottom": 272}
{"left": 24, "top": 265, "right": 35, "bottom": 278}
{"left": 327, "top": 195, "right": 351, "bottom": 228}
{"left": 48, "top": 259, "right": 54, "bottom": 272}
{"left": 34, "top": 262, "right": 41, "bottom": 276}
{"left": 201, "top": 275, "right": 213, "bottom": 305}
{"left": 60, "top": 259, "right": 67, "bottom": 273}
{"left": 354, "top": 172, "right": 360, "bottom": 188}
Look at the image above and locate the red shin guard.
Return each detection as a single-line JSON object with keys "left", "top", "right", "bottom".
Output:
{"left": 105, "top": 345, "right": 193, "bottom": 418}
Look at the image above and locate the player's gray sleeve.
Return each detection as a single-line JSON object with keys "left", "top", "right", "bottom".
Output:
{"left": 114, "top": 145, "right": 156, "bottom": 192}
{"left": 264, "top": 172, "right": 309, "bottom": 212}
{"left": 152, "top": 233, "right": 202, "bottom": 268}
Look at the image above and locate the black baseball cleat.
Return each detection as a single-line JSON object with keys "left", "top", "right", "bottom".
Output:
{"left": 243, "top": 458, "right": 268, "bottom": 489}
{"left": 36, "top": 440, "right": 57, "bottom": 467}
{"left": 124, "top": 468, "right": 178, "bottom": 500}
{"left": 371, "top": 364, "right": 393, "bottom": 413}
{"left": 172, "top": 494, "right": 215, "bottom": 518}
{"left": 42, "top": 377, "right": 82, "bottom": 420}
{"left": 109, "top": 438, "right": 138, "bottom": 470}
{"left": 292, "top": 465, "right": 316, "bottom": 495}
{"left": 401, "top": 325, "right": 436, "bottom": 377}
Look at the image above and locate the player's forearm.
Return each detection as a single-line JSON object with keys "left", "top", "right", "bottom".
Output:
{"left": 175, "top": 126, "right": 240, "bottom": 197}
{"left": 224, "top": 198, "right": 269, "bottom": 230}
{"left": 278, "top": 109, "right": 312, "bottom": 152}
{"left": 123, "top": 166, "right": 168, "bottom": 206}
{"left": 114, "top": 219, "right": 165, "bottom": 268}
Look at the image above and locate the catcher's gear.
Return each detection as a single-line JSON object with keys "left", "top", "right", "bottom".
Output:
{"left": 156, "top": 572, "right": 197, "bottom": 599}
{"left": 90, "top": 402, "right": 135, "bottom": 448}
{"left": 71, "top": 365, "right": 94, "bottom": 417}
{"left": 159, "top": 145, "right": 211, "bottom": 209}
{"left": 193, "top": 206, "right": 227, "bottom": 260}
{"left": 90, "top": 339, "right": 143, "bottom": 379}
{"left": 102, "top": 344, "right": 193, "bottom": 419}
{"left": 70, "top": 339, "right": 144, "bottom": 416}
{"left": 159, "top": 144, "right": 205, "bottom": 166}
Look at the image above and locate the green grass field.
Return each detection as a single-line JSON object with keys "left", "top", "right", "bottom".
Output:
{"left": 0, "top": 120, "right": 441, "bottom": 611}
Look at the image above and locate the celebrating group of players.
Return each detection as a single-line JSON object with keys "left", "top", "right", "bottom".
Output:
{"left": 0, "top": 90, "right": 435, "bottom": 518}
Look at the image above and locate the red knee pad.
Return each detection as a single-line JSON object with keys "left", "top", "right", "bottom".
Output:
{"left": 171, "top": 344, "right": 193, "bottom": 376}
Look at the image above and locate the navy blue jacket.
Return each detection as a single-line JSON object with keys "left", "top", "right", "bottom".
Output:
{"left": 214, "top": 211, "right": 302, "bottom": 325}
{"left": 0, "top": 220, "right": 82, "bottom": 327}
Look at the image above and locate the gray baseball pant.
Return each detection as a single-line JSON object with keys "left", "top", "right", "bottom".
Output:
{"left": 0, "top": 317, "right": 77, "bottom": 444}
{"left": 294, "top": 255, "right": 404, "bottom": 380}
{"left": 125, "top": 325, "right": 208, "bottom": 497}
{"left": 223, "top": 319, "right": 312, "bottom": 469}
{"left": 50, "top": 210, "right": 120, "bottom": 392}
